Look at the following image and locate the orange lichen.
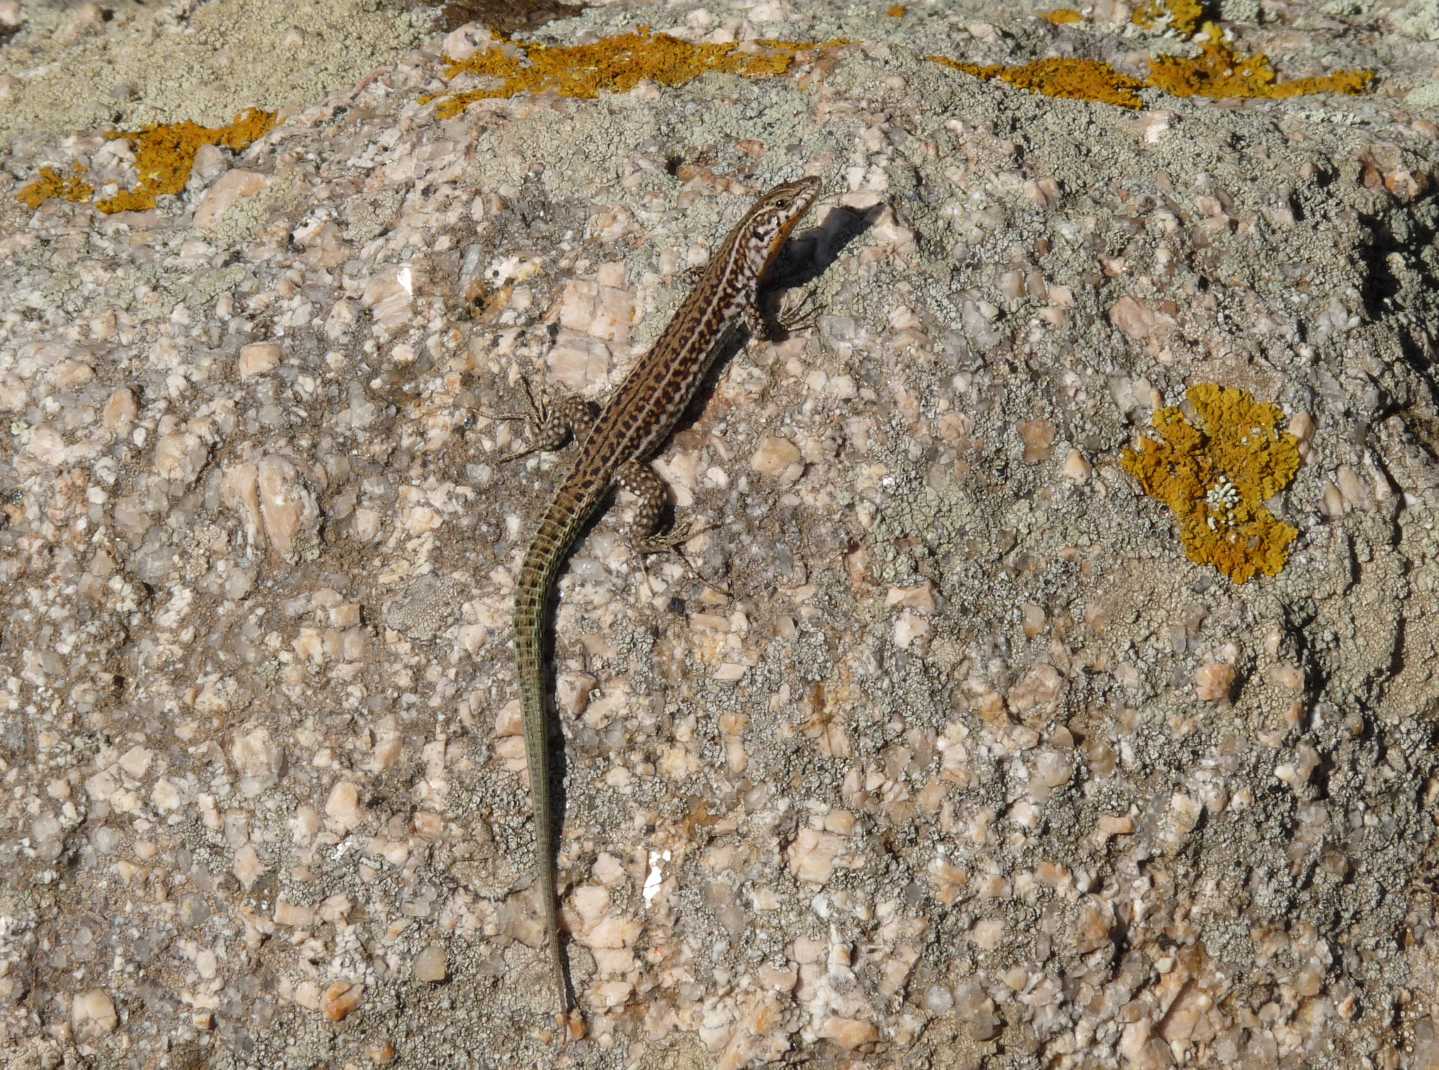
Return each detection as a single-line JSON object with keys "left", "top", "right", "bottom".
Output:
{"left": 95, "top": 108, "right": 278, "bottom": 214}
{"left": 426, "top": 28, "right": 841, "bottom": 120}
{"left": 1148, "top": 22, "right": 1374, "bottom": 100}
{"left": 929, "top": 19, "right": 1371, "bottom": 109}
{"left": 930, "top": 55, "right": 1146, "bottom": 109}
{"left": 887, "top": 4, "right": 908, "bottom": 16}
{"left": 1043, "top": 8, "right": 1084, "bottom": 26}
{"left": 16, "top": 165, "right": 94, "bottom": 209}
{"left": 1132, "top": 0, "right": 1208, "bottom": 37}
{"left": 1121, "top": 383, "right": 1301, "bottom": 584}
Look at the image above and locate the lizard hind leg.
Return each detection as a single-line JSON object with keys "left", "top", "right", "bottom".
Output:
{"left": 615, "top": 459, "right": 730, "bottom": 595}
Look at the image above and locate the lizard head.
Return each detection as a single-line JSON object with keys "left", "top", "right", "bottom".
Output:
{"left": 743, "top": 175, "right": 822, "bottom": 278}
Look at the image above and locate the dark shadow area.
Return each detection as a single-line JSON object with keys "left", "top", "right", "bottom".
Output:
{"left": 407, "top": 0, "right": 589, "bottom": 35}
{"left": 1356, "top": 192, "right": 1439, "bottom": 410}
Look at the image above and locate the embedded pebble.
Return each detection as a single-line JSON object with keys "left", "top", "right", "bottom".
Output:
{"left": 238, "top": 341, "right": 283, "bottom": 378}
{"left": 750, "top": 435, "right": 804, "bottom": 485}
{"left": 194, "top": 170, "right": 269, "bottom": 230}
{"left": 322, "top": 981, "right": 363, "bottom": 1022}
{"left": 1193, "top": 662, "right": 1236, "bottom": 703}
{"left": 414, "top": 943, "right": 448, "bottom": 983}
{"left": 71, "top": 989, "right": 118, "bottom": 1041}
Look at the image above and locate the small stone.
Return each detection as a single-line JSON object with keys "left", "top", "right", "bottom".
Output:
{"left": 275, "top": 900, "right": 315, "bottom": 927}
{"left": 970, "top": 916, "right": 1005, "bottom": 950}
{"left": 885, "top": 581, "right": 938, "bottom": 613}
{"left": 443, "top": 22, "right": 491, "bottom": 62}
{"left": 590, "top": 980, "right": 633, "bottom": 1008}
{"left": 191, "top": 144, "right": 228, "bottom": 183}
{"left": 785, "top": 826, "right": 844, "bottom": 884}
{"left": 1288, "top": 410, "right": 1316, "bottom": 454}
{"left": 51, "top": 360, "right": 95, "bottom": 389}
{"left": 151, "top": 778, "right": 182, "bottom": 812}
{"left": 1335, "top": 463, "right": 1373, "bottom": 511}
{"left": 1095, "top": 814, "right": 1134, "bottom": 844}
{"left": 1275, "top": 743, "right": 1320, "bottom": 791}
{"left": 25, "top": 424, "right": 67, "bottom": 466}
{"left": 84, "top": 767, "right": 118, "bottom": 803}
{"left": 238, "top": 342, "right": 283, "bottom": 379}
{"left": 195, "top": 170, "right": 269, "bottom": 230}
{"left": 925, "top": 984, "right": 954, "bottom": 1014}
{"left": 71, "top": 988, "right": 118, "bottom": 1041}
{"left": 118, "top": 746, "right": 152, "bottom": 779}
{"left": 1027, "top": 749, "right": 1072, "bottom": 802}
{"left": 1270, "top": 663, "right": 1304, "bottom": 691}
{"left": 817, "top": 1015, "right": 878, "bottom": 1050}
{"left": 1194, "top": 662, "right": 1236, "bottom": 703}
{"left": 154, "top": 430, "right": 208, "bottom": 485}
{"left": 1074, "top": 903, "right": 1112, "bottom": 954}
{"left": 233, "top": 844, "right": 264, "bottom": 889}
{"left": 1167, "top": 793, "right": 1202, "bottom": 842}
{"left": 413, "top": 943, "right": 448, "bottom": 983}
{"left": 232, "top": 726, "right": 284, "bottom": 792}
{"left": 750, "top": 435, "right": 804, "bottom": 485}
{"left": 0, "top": 373, "right": 25, "bottom": 412}
{"left": 892, "top": 609, "right": 931, "bottom": 649}
{"left": 1108, "top": 295, "right": 1173, "bottom": 340}
{"left": 1017, "top": 419, "right": 1055, "bottom": 462}
{"left": 221, "top": 462, "right": 263, "bottom": 544}
{"left": 360, "top": 265, "right": 417, "bottom": 333}
{"left": 257, "top": 456, "right": 320, "bottom": 562}
{"left": 325, "top": 780, "right": 364, "bottom": 830}
{"left": 1062, "top": 448, "right": 1092, "bottom": 482}
{"left": 321, "top": 980, "right": 363, "bottom": 1022}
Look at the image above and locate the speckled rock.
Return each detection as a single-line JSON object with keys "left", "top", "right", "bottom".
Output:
{"left": 1, "top": 0, "right": 1438, "bottom": 1067}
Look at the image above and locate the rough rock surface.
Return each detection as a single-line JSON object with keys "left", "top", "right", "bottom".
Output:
{"left": 1, "top": 0, "right": 1438, "bottom": 1066}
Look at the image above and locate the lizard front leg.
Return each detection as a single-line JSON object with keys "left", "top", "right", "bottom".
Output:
{"left": 490, "top": 374, "right": 596, "bottom": 462}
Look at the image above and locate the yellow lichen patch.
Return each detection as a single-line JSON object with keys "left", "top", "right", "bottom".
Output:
{"left": 1043, "top": 8, "right": 1085, "bottom": 26}
{"left": 95, "top": 108, "right": 278, "bottom": 215}
{"left": 426, "top": 28, "right": 840, "bottom": 120}
{"left": 17, "top": 165, "right": 94, "bottom": 209}
{"left": 930, "top": 55, "right": 1146, "bottom": 109}
{"left": 1121, "top": 383, "right": 1302, "bottom": 584}
{"left": 929, "top": 18, "right": 1371, "bottom": 109}
{"left": 1148, "top": 22, "right": 1374, "bottom": 100}
{"left": 1132, "top": 0, "right": 1208, "bottom": 37}
{"left": 887, "top": 4, "right": 908, "bottom": 16}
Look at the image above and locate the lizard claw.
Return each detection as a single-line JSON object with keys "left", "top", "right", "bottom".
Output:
{"left": 489, "top": 375, "right": 592, "bottom": 462}
{"left": 634, "top": 521, "right": 732, "bottom": 597}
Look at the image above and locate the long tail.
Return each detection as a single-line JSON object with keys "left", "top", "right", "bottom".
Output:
{"left": 513, "top": 480, "right": 601, "bottom": 1023}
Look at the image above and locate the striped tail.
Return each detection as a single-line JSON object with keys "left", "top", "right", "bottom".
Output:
{"left": 513, "top": 478, "right": 604, "bottom": 1022}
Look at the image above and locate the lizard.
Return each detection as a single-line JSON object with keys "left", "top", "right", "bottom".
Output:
{"left": 500, "top": 175, "right": 823, "bottom": 1033}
